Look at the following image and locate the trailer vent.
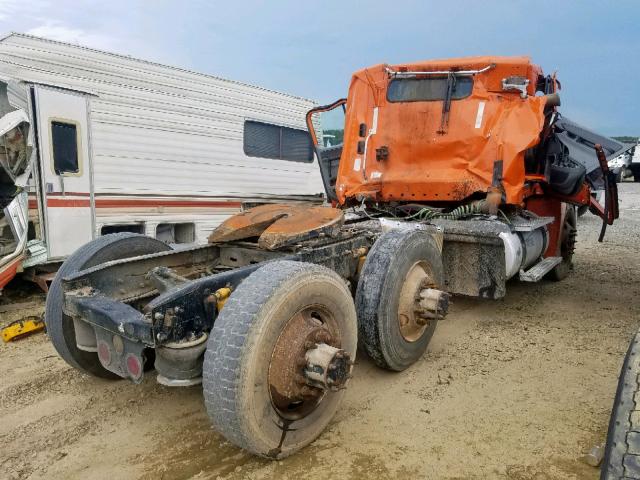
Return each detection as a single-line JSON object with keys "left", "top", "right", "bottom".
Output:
{"left": 156, "top": 223, "right": 195, "bottom": 244}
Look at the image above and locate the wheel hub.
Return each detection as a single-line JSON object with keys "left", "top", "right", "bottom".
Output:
{"left": 398, "top": 261, "right": 432, "bottom": 342}
{"left": 397, "top": 261, "right": 449, "bottom": 342}
{"left": 268, "top": 306, "right": 351, "bottom": 419}
{"left": 304, "top": 343, "right": 352, "bottom": 391}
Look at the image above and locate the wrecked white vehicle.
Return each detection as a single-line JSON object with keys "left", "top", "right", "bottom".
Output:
{"left": 0, "top": 82, "right": 31, "bottom": 289}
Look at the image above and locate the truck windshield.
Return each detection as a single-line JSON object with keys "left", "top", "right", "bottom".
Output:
{"left": 387, "top": 76, "right": 473, "bottom": 102}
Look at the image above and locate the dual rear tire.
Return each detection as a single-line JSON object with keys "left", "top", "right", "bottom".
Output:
{"left": 204, "top": 230, "right": 444, "bottom": 457}
{"left": 44, "top": 233, "right": 171, "bottom": 379}
{"left": 202, "top": 261, "right": 358, "bottom": 459}
{"left": 46, "top": 230, "right": 444, "bottom": 459}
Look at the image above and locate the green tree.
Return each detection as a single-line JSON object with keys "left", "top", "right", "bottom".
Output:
{"left": 323, "top": 129, "right": 344, "bottom": 146}
{"left": 613, "top": 136, "right": 638, "bottom": 144}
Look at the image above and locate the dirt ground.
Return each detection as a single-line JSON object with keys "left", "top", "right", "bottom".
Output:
{"left": 1, "top": 183, "right": 639, "bottom": 480}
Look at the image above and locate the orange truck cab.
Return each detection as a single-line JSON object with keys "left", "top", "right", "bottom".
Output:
{"left": 307, "top": 56, "right": 625, "bottom": 258}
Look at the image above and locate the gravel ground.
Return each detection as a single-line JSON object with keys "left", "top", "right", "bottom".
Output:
{"left": 1, "top": 183, "right": 639, "bottom": 480}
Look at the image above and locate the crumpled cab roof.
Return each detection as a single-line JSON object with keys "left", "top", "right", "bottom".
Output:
{"left": 336, "top": 56, "right": 548, "bottom": 205}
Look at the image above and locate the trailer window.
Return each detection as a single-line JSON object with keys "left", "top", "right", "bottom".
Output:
{"left": 51, "top": 121, "right": 79, "bottom": 175}
{"left": 243, "top": 121, "right": 313, "bottom": 162}
{"left": 387, "top": 77, "right": 473, "bottom": 102}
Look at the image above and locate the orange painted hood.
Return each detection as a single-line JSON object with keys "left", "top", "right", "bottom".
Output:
{"left": 335, "top": 56, "right": 548, "bottom": 205}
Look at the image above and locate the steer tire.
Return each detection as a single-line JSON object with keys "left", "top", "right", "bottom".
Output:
{"left": 45, "top": 233, "right": 171, "bottom": 379}
{"left": 548, "top": 205, "right": 577, "bottom": 281}
{"left": 578, "top": 205, "right": 589, "bottom": 217}
{"left": 202, "top": 260, "right": 357, "bottom": 459}
{"left": 356, "top": 229, "right": 444, "bottom": 372}
{"left": 601, "top": 330, "right": 640, "bottom": 479}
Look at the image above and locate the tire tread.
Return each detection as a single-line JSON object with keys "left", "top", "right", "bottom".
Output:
{"left": 356, "top": 229, "right": 443, "bottom": 371}
{"left": 601, "top": 331, "right": 640, "bottom": 479}
{"left": 203, "top": 260, "right": 342, "bottom": 454}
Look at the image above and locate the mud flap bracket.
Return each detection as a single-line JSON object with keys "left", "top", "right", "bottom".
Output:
{"left": 64, "top": 293, "right": 153, "bottom": 382}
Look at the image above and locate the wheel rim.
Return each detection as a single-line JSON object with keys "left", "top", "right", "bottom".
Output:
{"left": 268, "top": 305, "right": 341, "bottom": 420}
{"left": 397, "top": 261, "right": 434, "bottom": 342}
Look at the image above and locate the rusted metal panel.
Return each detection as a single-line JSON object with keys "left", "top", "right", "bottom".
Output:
{"left": 208, "top": 203, "right": 344, "bottom": 250}
{"left": 441, "top": 236, "right": 506, "bottom": 299}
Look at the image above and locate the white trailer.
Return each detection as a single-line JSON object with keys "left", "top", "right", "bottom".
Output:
{"left": 0, "top": 33, "right": 324, "bottom": 291}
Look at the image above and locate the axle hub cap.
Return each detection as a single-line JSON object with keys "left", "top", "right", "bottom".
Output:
{"left": 268, "top": 306, "right": 348, "bottom": 419}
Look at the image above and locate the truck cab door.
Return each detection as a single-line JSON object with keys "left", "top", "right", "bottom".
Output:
{"left": 306, "top": 99, "right": 347, "bottom": 203}
{"left": 34, "top": 85, "right": 94, "bottom": 259}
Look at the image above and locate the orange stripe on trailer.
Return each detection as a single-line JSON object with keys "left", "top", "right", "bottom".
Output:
{"left": 95, "top": 199, "right": 242, "bottom": 208}
{"left": 43, "top": 198, "right": 243, "bottom": 208}
{"left": 47, "top": 198, "right": 91, "bottom": 207}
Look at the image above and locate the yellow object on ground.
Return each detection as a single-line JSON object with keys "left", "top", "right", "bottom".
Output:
{"left": 214, "top": 287, "right": 232, "bottom": 311}
{"left": 2, "top": 317, "right": 45, "bottom": 342}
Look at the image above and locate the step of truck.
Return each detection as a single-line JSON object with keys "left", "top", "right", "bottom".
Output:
{"left": 519, "top": 256, "right": 563, "bottom": 282}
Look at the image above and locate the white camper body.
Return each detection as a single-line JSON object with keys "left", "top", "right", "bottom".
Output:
{"left": 0, "top": 34, "right": 323, "bottom": 290}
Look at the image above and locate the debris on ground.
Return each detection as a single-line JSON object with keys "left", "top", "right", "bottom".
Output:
{"left": 2, "top": 316, "right": 45, "bottom": 342}
{"left": 581, "top": 444, "right": 605, "bottom": 467}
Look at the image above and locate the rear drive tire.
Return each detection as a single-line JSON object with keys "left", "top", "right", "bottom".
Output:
{"left": 601, "top": 330, "right": 640, "bottom": 479}
{"left": 45, "top": 233, "right": 171, "bottom": 379}
{"left": 356, "top": 229, "right": 444, "bottom": 371}
{"left": 203, "top": 260, "right": 357, "bottom": 459}
{"left": 548, "top": 205, "right": 577, "bottom": 281}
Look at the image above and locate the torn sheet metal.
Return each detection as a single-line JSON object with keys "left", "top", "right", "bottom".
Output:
{"left": 555, "top": 116, "right": 627, "bottom": 174}
{"left": 335, "top": 56, "right": 548, "bottom": 205}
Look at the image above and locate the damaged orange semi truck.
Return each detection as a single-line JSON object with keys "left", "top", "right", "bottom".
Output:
{"left": 45, "top": 56, "right": 624, "bottom": 458}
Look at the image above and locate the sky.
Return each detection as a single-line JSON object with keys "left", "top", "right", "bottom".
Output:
{"left": 0, "top": 0, "right": 638, "bottom": 136}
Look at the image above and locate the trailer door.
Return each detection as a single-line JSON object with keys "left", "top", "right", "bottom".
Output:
{"left": 34, "top": 85, "right": 93, "bottom": 259}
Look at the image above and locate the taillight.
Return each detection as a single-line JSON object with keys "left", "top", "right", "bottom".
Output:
{"left": 126, "top": 353, "right": 142, "bottom": 381}
{"left": 97, "top": 341, "right": 111, "bottom": 366}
